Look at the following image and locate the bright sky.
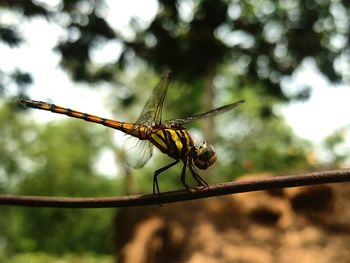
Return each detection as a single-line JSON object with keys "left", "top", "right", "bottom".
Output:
{"left": 0, "top": 0, "right": 349, "bottom": 170}
{"left": 280, "top": 59, "right": 350, "bottom": 142}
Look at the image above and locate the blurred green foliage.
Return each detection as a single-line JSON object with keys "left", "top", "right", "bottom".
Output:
{"left": 322, "top": 128, "right": 350, "bottom": 166}
{"left": 0, "top": 103, "right": 122, "bottom": 257}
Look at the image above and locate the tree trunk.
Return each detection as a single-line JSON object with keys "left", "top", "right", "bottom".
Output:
{"left": 202, "top": 68, "right": 216, "bottom": 143}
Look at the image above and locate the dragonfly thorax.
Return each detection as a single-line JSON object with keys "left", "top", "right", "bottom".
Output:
{"left": 192, "top": 142, "right": 217, "bottom": 170}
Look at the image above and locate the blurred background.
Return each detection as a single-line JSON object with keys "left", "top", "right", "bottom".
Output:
{"left": 0, "top": 0, "right": 349, "bottom": 262}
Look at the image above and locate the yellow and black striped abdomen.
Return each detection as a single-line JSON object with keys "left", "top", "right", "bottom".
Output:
{"left": 150, "top": 127, "right": 194, "bottom": 160}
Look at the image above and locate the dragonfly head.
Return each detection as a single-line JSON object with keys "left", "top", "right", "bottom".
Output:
{"left": 193, "top": 142, "right": 217, "bottom": 170}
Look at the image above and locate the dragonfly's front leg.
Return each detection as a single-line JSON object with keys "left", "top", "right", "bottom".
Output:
{"left": 189, "top": 164, "right": 209, "bottom": 189}
{"left": 180, "top": 160, "right": 192, "bottom": 192}
{"left": 153, "top": 159, "right": 179, "bottom": 195}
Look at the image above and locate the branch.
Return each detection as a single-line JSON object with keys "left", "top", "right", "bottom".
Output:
{"left": 1, "top": 169, "right": 349, "bottom": 208}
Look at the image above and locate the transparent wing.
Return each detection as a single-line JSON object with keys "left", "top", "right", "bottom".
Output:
{"left": 122, "top": 136, "right": 153, "bottom": 168}
{"left": 136, "top": 70, "right": 172, "bottom": 126}
{"left": 164, "top": 99, "right": 245, "bottom": 126}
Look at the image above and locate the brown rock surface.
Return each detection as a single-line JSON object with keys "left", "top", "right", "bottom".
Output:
{"left": 114, "top": 181, "right": 350, "bottom": 263}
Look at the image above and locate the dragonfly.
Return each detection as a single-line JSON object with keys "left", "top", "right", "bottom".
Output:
{"left": 20, "top": 71, "right": 244, "bottom": 194}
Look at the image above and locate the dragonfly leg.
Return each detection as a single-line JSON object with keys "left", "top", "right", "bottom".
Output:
{"left": 153, "top": 159, "right": 180, "bottom": 195}
{"left": 189, "top": 164, "right": 209, "bottom": 188}
{"left": 180, "top": 160, "right": 192, "bottom": 192}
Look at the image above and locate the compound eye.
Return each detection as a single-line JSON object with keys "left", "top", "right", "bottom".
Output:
{"left": 198, "top": 142, "right": 206, "bottom": 150}
{"left": 193, "top": 143, "right": 217, "bottom": 169}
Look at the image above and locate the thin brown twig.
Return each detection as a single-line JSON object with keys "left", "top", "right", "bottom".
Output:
{"left": 0, "top": 169, "right": 349, "bottom": 208}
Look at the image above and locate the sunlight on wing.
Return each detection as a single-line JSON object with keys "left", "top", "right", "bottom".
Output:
{"left": 122, "top": 136, "right": 153, "bottom": 168}
{"left": 136, "top": 70, "right": 172, "bottom": 126}
{"left": 164, "top": 99, "right": 245, "bottom": 126}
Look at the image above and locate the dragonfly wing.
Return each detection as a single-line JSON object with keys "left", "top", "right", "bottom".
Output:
{"left": 136, "top": 70, "right": 172, "bottom": 126}
{"left": 122, "top": 136, "right": 153, "bottom": 168}
{"left": 164, "top": 99, "right": 245, "bottom": 126}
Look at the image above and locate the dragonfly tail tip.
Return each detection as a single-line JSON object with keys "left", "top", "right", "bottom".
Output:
{"left": 19, "top": 99, "right": 29, "bottom": 107}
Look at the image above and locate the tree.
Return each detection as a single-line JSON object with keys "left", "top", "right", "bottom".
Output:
{"left": 2, "top": 0, "right": 349, "bottom": 101}
{"left": 55, "top": 0, "right": 349, "bottom": 100}
{"left": 0, "top": 0, "right": 47, "bottom": 97}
